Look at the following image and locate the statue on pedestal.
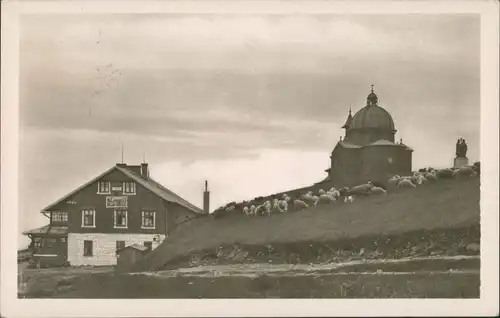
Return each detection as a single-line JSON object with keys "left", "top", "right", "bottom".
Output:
{"left": 455, "top": 138, "right": 468, "bottom": 158}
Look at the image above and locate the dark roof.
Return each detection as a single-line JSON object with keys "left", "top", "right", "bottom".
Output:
{"left": 116, "top": 167, "right": 204, "bottom": 214}
{"left": 23, "top": 225, "right": 68, "bottom": 236}
{"left": 41, "top": 164, "right": 205, "bottom": 215}
{"left": 341, "top": 112, "right": 353, "bottom": 129}
{"left": 117, "top": 243, "right": 149, "bottom": 253}
{"left": 350, "top": 104, "right": 395, "bottom": 131}
{"left": 365, "top": 139, "right": 397, "bottom": 146}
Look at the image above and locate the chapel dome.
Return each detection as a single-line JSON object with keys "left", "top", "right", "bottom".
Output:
{"left": 349, "top": 89, "right": 395, "bottom": 131}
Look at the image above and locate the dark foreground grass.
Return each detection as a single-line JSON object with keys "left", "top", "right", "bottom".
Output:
{"left": 134, "top": 178, "right": 479, "bottom": 272}
{"left": 25, "top": 271, "right": 479, "bottom": 298}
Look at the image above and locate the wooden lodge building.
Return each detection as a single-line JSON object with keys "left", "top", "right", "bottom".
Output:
{"left": 320, "top": 86, "right": 413, "bottom": 187}
{"left": 23, "top": 163, "right": 209, "bottom": 267}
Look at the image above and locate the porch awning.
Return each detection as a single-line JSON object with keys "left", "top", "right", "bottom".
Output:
{"left": 22, "top": 224, "right": 68, "bottom": 236}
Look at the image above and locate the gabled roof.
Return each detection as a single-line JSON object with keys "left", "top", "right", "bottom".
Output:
{"left": 116, "top": 166, "right": 204, "bottom": 214}
{"left": 41, "top": 165, "right": 117, "bottom": 212}
{"left": 23, "top": 225, "right": 68, "bottom": 236}
{"left": 41, "top": 164, "right": 205, "bottom": 215}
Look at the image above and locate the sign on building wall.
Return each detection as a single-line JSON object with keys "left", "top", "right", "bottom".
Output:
{"left": 106, "top": 196, "right": 128, "bottom": 208}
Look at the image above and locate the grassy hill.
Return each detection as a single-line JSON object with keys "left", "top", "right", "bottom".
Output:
{"left": 132, "top": 177, "right": 480, "bottom": 272}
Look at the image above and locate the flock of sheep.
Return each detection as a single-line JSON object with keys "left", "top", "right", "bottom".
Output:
{"left": 213, "top": 162, "right": 480, "bottom": 218}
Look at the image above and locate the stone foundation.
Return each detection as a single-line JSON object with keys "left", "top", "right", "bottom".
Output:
{"left": 67, "top": 233, "right": 165, "bottom": 266}
{"left": 454, "top": 157, "right": 469, "bottom": 169}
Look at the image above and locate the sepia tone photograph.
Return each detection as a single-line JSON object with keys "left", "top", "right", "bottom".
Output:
{"left": 1, "top": 0, "right": 499, "bottom": 317}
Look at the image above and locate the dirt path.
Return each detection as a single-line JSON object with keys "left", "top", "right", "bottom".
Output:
{"left": 129, "top": 255, "right": 480, "bottom": 278}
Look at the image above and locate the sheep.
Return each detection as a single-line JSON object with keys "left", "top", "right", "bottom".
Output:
{"left": 254, "top": 205, "right": 264, "bottom": 216}
{"left": 397, "top": 178, "right": 417, "bottom": 189}
{"left": 243, "top": 206, "right": 250, "bottom": 216}
{"left": 263, "top": 200, "right": 272, "bottom": 216}
{"left": 310, "top": 195, "right": 320, "bottom": 207}
{"left": 272, "top": 198, "right": 280, "bottom": 211}
{"left": 388, "top": 176, "right": 400, "bottom": 188}
{"left": 339, "top": 187, "right": 351, "bottom": 197}
{"left": 436, "top": 168, "right": 454, "bottom": 179}
{"left": 225, "top": 205, "right": 235, "bottom": 213}
{"left": 369, "top": 181, "right": 387, "bottom": 190}
{"left": 410, "top": 175, "right": 419, "bottom": 185}
{"left": 249, "top": 205, "right": 256, "bottom": 216}
{"left": 327, "top": 189, "right": 341, "bottom": 200}
{"left": 318, "top": 193, "right": 337, "bottom": 205}
{"left": 424, "top": 171, "right": 437, "bottom": 181}
{"left": 473, "top": 162, "right": 481, "bottom": 175}
{"left": 415, "top": 174, "right": 427, "bottom": 185}
{"left": 452, "top": 166, "right": 476, "bottom": 179}
{"left": 349, "top": 183, "right": 373, "bottom": 196}
{"left": 278, "top": 199, "right": 288, "bottom": 212}
{"left": 293, "top": 199, "right": 309, "bottom": 211}
{"left": 344, "top": 195, "right": 355, "bottom": 204}
{"left": 370, "top": 186, "right": 387, "bottom": 195}
{"left": 318, "top": 189, "right": 326, "bottom": 195}
{"left": 300, "top": 192, "right": 318, "bottom": 206}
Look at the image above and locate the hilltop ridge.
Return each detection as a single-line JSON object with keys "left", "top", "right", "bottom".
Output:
{"left": 132, "top": 177, "right": 480, "bottom": 272}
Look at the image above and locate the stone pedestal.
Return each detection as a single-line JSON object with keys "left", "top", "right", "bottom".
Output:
{"left": 454, "top": 157, "right": 469, "bottom": 169}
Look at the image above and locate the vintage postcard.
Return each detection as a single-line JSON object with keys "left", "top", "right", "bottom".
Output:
{"left": 1, "top": 0, "right": 499, "bottom": 317}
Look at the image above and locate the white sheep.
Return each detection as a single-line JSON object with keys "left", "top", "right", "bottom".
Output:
{"left": 416, "top": 175, "right": 427, "bottom": 185}
{"left": 424, "top": 171, "right": 437, "bottom": 181}
{"left": 225, "top": 205, "right": 235, "bottom": 213}
{"left": 249, "top": 205, "right": 256, "bottom": 216}
{"left": 370, "top": 186, "right": 387, "bottom": 195}
{"left": 263, "top": 200, "right": 272, "bottom": 217}
{"left": 278, "top": 199, "right": 288, "bottom": 212}
{"left": 318, "top": 194, "right": 337, "bottom": 205}
{"left": 388, "top": 175, "right": 400, "bottom": 188}
{"left": 398, "top": 178, "right": 417, "bottom": 189}
{"left": 318, "top": 189, "right": 326, "bottom": 195}
{"left": 272, "top": 198, "right": 280, "bottom": 211}
{"left": 344, "top": 195, "right": 355, "bottom": 204}
{"left": 327, "top": 189, "right": 341, "bottom": 200}
{"left": 243, "top": 206, "right": 250, "bottom": 216}
{"left": 349, "top": 183, "right": 373, "bottom": 196}
{"left": 254, "top": 205, "right": 264, "bottom": 216}
{"left": 293, "top": 199, "right": 309, "bottom": 211}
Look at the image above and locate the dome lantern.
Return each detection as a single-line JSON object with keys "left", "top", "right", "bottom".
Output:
{"left": 366, "top": 84, "right": 378, "bottom": 107}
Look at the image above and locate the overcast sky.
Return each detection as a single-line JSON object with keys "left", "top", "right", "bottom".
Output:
{"left": 18, "top": 14, "right": 480, "bottom": 248}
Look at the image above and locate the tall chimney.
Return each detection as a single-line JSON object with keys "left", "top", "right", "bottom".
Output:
{"left": 203, "top": 180, "right": 210, "bottom": 214}
{"left": 141, "top": 163, "right": 149, "bottom": 179}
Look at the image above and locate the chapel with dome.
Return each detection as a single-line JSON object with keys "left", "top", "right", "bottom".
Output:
{"left": 322, "top": 85, "right": 413, "bottom": 187}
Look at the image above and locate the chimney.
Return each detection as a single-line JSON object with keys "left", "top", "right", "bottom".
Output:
{"left": 203, "top": 180, "right": 210, "bottom": 214}
{"left": 141, "top": 163, "right": 149, "bottom": 179}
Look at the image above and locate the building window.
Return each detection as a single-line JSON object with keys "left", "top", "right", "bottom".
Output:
{"left": 83, "top": 240, "right": 93, "bottom": 257}
{"left": 51, "top": 211, "right": 68, "bottom": 225}
{"left": 116, "top": 240, "right": 125, "bottom": 256}
{"left": 141, "top": 211, "right": 156, "bottom": 229}
{"left": 97, "top": 181, "right": 110, "bottom": 194}
{"left": 123, "top": 181, "right": 136, "bottom": 195}
{"left": 33, "top": 237, "right": 42, "bottom": 250}
{"left": 144, "top": 241, "right": 152, "bottom": 251}
{"left": 114, "top": 210, "right": 128, "bottom": 228}
{"left": 81, "top": 209, "right": 96, "bottom": 227}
